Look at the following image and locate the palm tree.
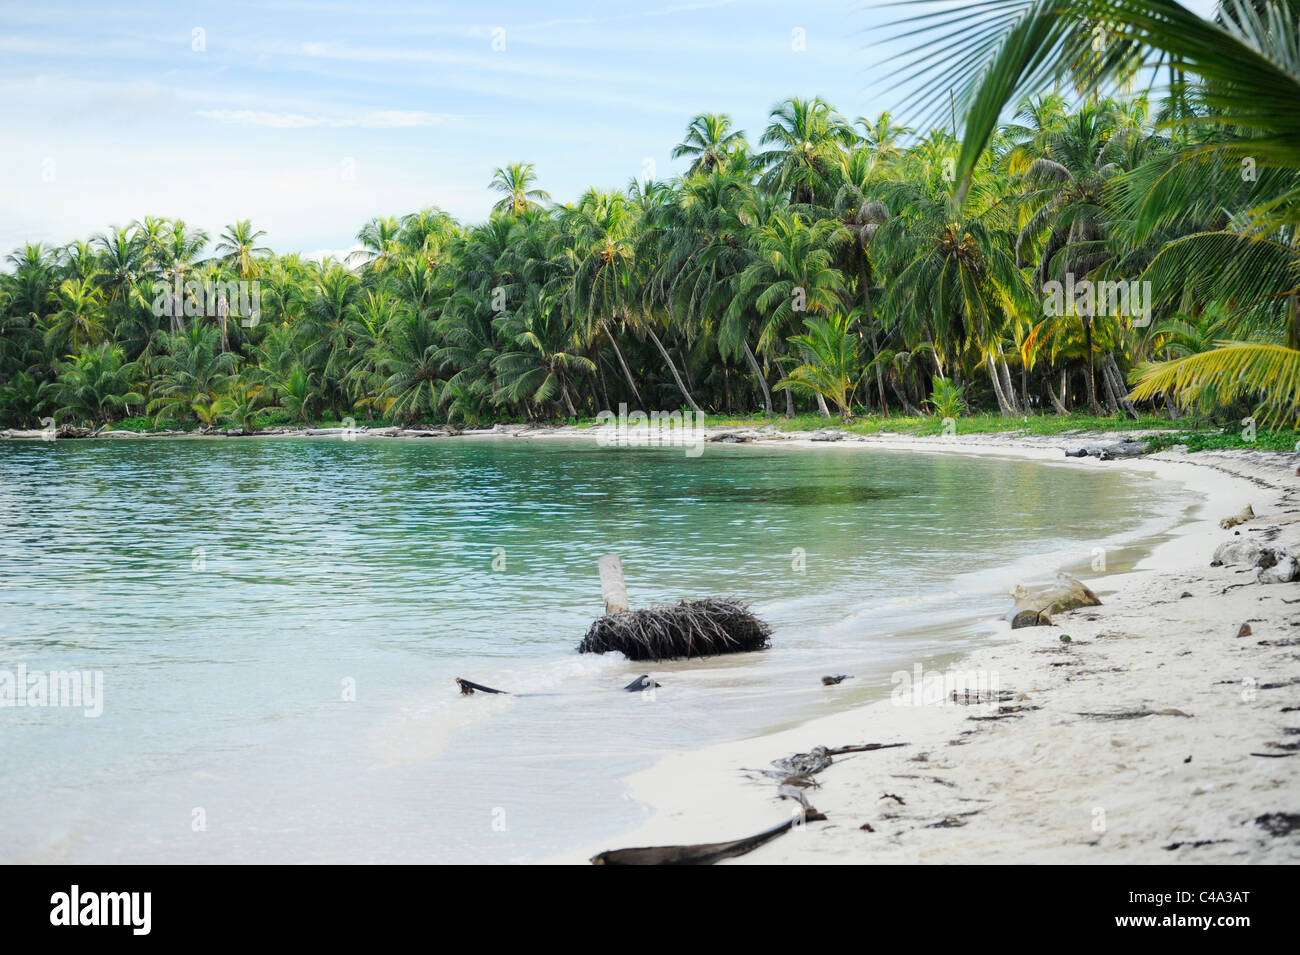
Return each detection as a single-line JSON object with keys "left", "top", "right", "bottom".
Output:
{"left": 733, "top": 210, "right": 847, "bottom": 416}
{"left": 673, "top": 113, "right": 746, "bottom": 175}
{"left": 216, "top": 220, "right": 271, "bottom": 280}
{"left": 38, "top": 343, "right": 142, "bottom": 426}
{"left": 146, "top": 324, "right": 236, "bottom": 424}
{"left": 893, "top": 0, "right": 1300, "bottom": 418}
{"left": 776, "top": 314, "right": 861, "bottom": 418}
{"left": 856, "top": 112, "right": 912, "bottom": 163}
{"left": 1014, "top": 100, "right": 1136, "bottom": 413}
{"left": 44, "top": 278, "right": 107, "bottom": 353}
{"left": 759, "top": 97, "right": 857, "bottom": 205}
{"left": 489, "top": 162, "right": 551, "bottom": 216}
{"left": 557, "top": 189, "right": 646, "bottom": 408}
{"left": 350, "top": 217, "right": 404, "bottom": 273}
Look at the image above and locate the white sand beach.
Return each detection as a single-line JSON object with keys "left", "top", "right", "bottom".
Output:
{"left": 535, "top": 429, "right": 1300, "bottom": 864}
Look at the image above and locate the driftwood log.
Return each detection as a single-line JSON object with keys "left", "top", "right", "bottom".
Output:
{"left": 590, "top": 808, "right": 823, "bottom": 865}
{"left": 1008, "top": 574, "right": 1100, "bottom": 621}
{"left": 455, "top": 677, "right": 507, "bottom": 696}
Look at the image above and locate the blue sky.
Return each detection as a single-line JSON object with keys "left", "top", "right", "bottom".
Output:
{"left": 0, "top": 0, "right": 1220, "bottom": 257}
{"left": 1, "top": 0, "right": 901, "bottom": 256}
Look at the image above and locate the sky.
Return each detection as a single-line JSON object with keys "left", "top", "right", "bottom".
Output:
{"left": 0, "top": 0, "right": 1221, "bottom": 258}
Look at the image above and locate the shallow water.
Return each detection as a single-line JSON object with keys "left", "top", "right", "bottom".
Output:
{"left": 0, "top": 436, "right": 1183, "bottom": 862}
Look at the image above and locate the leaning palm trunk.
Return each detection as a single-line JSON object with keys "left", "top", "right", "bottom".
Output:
{"left": 1082, "top": 319, "right": 1101, "bottom": 415}
{"left": 1103, "top": 354, "right": 1138, "bottom": 419}
{"left": 1046, "top": 370, "right": 1069, "bottom": 414}
{"left": 644, "top": 323, "right": 702, "bottom": 416}
{"left": 814, "top": 393, "right": 831, "bottom": 418}
{"left": 742, "top": 340, "right": 774, "bottom": 417}
{"left": 998, "top": 358, "right": 1021, "bottom": 415}
{"left": 601, "top": 319, "right": 644, "bottom": 410}
{"left": 987, "top": 353, "right": 1015, "bottom": 416}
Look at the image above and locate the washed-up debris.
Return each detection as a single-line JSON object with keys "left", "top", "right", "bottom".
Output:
{"left": 455, "top": 677, "right": 507, "bottom": 696}
{"left": 1008, "top": 574, "right": 1101, "bottom": 620}
{"left": 765, "top": 743, "right": 908, "bottom": 785}
{"left": 578, "top": 554, "right": 772, "bottom": 661}
{"left": 1077, "top": 708, "right": 1192, "bottom": 720}
{"left": 590, "top": 805, "right": 824, "bottom": 865}
{"left": 579, "top": 597, "right": 771, "bottom": 661}
{"left": 1011, "top": 609, "right": 1053, "bottom": 629}
{"left": 1220, "top": 504, "right": 1255, "bottom": 529}
{"left": 821, "top": 674, "right": 853, "bottom": 685}
{"left": 1255, "top": 813, "right": 1300, "bottom": 837}
{"left": 1064, "top": 440, "right": 1149, "bottom": 460}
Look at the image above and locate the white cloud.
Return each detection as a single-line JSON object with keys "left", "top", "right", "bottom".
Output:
{"left": 196, "top": 109, "right": 457, "bottom": 128}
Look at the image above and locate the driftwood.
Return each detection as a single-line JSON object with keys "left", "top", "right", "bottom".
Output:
{"left": 590, "top": 806, "right": 824, "bottom": 865}
{"left": 1011, "top": 610, "right": 1053, "bottom": 629}
{"left": 1219, "top": 504, "right": 1255, "bottom": 530}
{"left": 1008, "top": 574, "right": 1101, "bottom": 620}
{"left": 767, "top": 743, "right": 908, "bottom": 782}
{"left": 599, "top": 554, "right": 629, "bottom": 614}
{"left": 1064, "top": 440, "right": 1149, "bottom": 460}
{"left": 1076, "top": 708, "right": 1192, "bottom": 720}
{"left": 821, "top": 674, "right": 852, "bottom": 685}
{"left": 455, "top": 677, "right": 507, "bottom": 696}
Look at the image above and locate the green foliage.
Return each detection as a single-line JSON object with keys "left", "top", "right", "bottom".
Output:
{"left": 4, "top": 10, "right": 1300, "bottom": 434}
{"left": 927, "top": 375, "right": 966, "bottom": 419}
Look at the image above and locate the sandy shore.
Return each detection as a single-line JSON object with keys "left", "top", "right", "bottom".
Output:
{"left": 530, "top": 429, "right": 1299, "bottom": 864}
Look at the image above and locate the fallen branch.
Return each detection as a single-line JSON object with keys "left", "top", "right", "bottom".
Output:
{"left": 590, "top": 808, "right": 823, "bottom": 865}
{"left": 455, "top": 677, "right": 507, "bottom": 696}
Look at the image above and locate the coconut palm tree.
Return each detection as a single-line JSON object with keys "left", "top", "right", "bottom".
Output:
{"left": 39, "top": 343, "right": 142, "bottom": 426}
{"left": 489, "top": 162, "right": 551, "bottom": 216}
{"left": 776, "top": 314, "right": 861, "bottom": 418}
{"left": 892, "top": 0, "right": 1300, "bottom": 419}
{"left": 216, "top": 220, "right": 271, "bottom": 280}
{"left": 673, "top": 113, "right": 747, "bottom": 175}
{"left": 759, "top": 97, "right": 857, "bottom": 205}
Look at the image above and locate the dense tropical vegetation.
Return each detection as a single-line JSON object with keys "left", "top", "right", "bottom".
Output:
{"left": 2, "top": 0, "right": 1297, "bottom": 433}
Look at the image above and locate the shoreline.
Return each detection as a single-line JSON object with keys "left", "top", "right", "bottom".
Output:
{"left": 10, "top": 421, "right": 1297, "bottom": 862}
{"left": 543, "top": 431, "right": 1299, "bottom": 863}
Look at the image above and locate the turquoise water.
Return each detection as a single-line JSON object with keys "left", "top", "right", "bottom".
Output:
{"left": 0, "top": 436, "right": 1179, "bottom": 862}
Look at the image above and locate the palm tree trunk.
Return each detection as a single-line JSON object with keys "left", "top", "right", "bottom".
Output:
{"left": 558, "top": 367, "right": 578, "bottom": 418}
{"left": 1104, "top": 354, "right": 1138, "bottom": 419}
{"left": 859, "top": 259, "right": 889, "bottom": 414}
{"left": 814, "top": 392, "right": 831, "bottom": 419}
{"left": 644, "top": 323, "right": 702, "bottom": 416}
{"left": 987, "top": 353, "right": 1014, "bottom": 416}
{"left": 1083, "top": 318, "right": 1101, "bottom": 415}
{"left": 742, "top": 340, "right": 773, "bottom": 417}
{"left": 1046, "top": 370, "right": 1069, "bottom": 415}
{"left": 601, "top": 320, "right": 643, "bottom": 410}
{"left": 1098, "top": 356, "right": 1121, "bottom": 415}
{"left": 999, "top": 358, "right": 1020, "bottom": 414}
